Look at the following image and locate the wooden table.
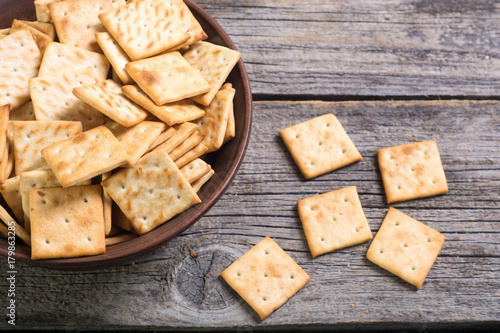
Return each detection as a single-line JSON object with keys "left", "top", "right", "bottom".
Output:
{"left": 1, "top": 0, "right": 499, "bottom": 331}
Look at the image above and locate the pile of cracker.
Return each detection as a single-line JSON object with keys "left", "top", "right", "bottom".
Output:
{"left": 0, "top": 0, "right": 241, "bottom": 260}
{"left": 221, "top": 114, "right": 448, "bottom": 320}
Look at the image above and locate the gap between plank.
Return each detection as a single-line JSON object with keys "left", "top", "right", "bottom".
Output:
{"left": 252, "top": 94, "right": 500, "bottom": 102}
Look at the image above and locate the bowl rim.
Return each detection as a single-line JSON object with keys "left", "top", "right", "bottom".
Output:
{"left": 0, "top": 0, "right": 253, "bottom": 270}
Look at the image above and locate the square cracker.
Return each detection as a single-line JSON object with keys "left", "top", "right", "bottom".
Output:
{"left": 279, "top": 113, "right": 362, "bottom": 179}
{"left": 98, "top": 0, "right": 190, "bottom": 60}
{"left": 30, "top": 67, "right": 104, "bottom": 131}
{"left": 41, "top": 125, "right": 130, "bottom": 187}
{"left": 0, "top": 29, "right": 42, "bottom": 109}
{"left": 105, "top": 120, "right": 166, "bottom": 166}
{"left": 378, "top": 140, "right": 448, "bottom": 204}
{"left": 196, "top": 87, "right": 235, "bottom": 153}
{"left": 10, "top": 20, "right": 53, "bottom": 55}
{"left": 366, "top": 207, "right": 445, "bottom": 288}
{"left": 183, "top": 42, "right": 241, "bottom": 106}
{"left": 49, "top": 0, "right": 113, "bottom": 53}
{"left": 125, "top": 51, "right": 210, "bottom": 105}
{"left": 297, "top": 186, "right": 372, "bottom": 258}
{"left": 39, "top": 42, "right": 110, "bottom": 82}
{"left": 11, "top": 120, "right": 83, "bottom": 176}
{"left": 0, "top": 176, "right": 24, "bottom": 225}
{"left": 95, "top": 32, "right": 133, "bottom": 85}
{"left": 73, "top": 79, "right": 149, "bottom": 127}
{"left": 29, "top": 185, "right": 106, "bottom": 260}
{"left": 19, "top": 169, "right": 91, "bottom": 233}
{"left": 122, "top": 85, "right": 205, "bottom": 126}
{"left": 161, "top": 0, "right": 207, "bottom": 52}
{"left": 221, "top": 236, "right": 310, "bottom": 320}
{"left": 102, "top": 148, "right": 201, "bottom": 235}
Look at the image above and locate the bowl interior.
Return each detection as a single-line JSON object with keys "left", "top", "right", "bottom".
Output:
{"left": 0, "top": 0, "right": 252, "bottom": 270}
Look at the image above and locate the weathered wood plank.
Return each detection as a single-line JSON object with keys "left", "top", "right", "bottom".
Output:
{"left": 197, "top": 0, "right": 500, "bottom": 97}
{"left": 1, "top": 100, "right": 498, "bottom": 329}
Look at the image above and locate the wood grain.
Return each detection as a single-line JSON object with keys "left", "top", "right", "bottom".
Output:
{"left": 1, "top": 100, "right": 498, "bottom": 329}
{"left": 197, "top": 0, "right": 500, "bottom": 97}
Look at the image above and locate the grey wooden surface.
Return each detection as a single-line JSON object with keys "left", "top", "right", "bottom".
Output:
{"left": 198, "top": 0, "right": 500, "bottom": 98}
{"left": 1, "top": 0, "right": 500, "bottom": 331}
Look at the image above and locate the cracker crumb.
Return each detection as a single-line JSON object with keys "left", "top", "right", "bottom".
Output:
{"left": 190, "top": 249, "right": 198, "bottom": 258}
{"left": 350, "top": 304, "right": 354, "bottom": 308}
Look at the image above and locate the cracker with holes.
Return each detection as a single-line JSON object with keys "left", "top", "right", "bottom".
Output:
{"left": 19, "top": 169, "right": 91, "bottom": 233}
{"left": 196, "top": 87, "right": 235, "bottom": 152}
{"left": 11, "top": 120, "right": 83, "bottom": 176}
{"left": 101, "top": 148, "right": 201, "bottom": 235}
{"left": 29, "top": 185, "right": 105, "bottom": 259}
{"left": 378, "top": 140, "right": 448, "bottom": 204}
{"left": 73, "top": 80, "right": 149, "bottom": 127}
{"left": 0, "top": 29, "right": 42, "bottom": 109}
{"left": 297, "top": 186, "right": 372, "bottom": 258}
{"left": 99, "top": 0, "right": 190, "bottom": 60}
{"left": 221, "top": 236, "right": 310, "bottom": 320}
{"left": 41, "top": 125, "right": 129, "bottom": 187}
{"left": 180, "top": 158, "right": 212, "bottom": 184}
{"left": 279, "top": 113, "right": 362, "bottom": 179}
{"left": 366, "top": 207, "right": 445, "bottom": 288}
{"left": 30, "top": 67, "right": 104, "bottom": 131}
{"left": 10, "top": 19, "right": 53, "bottom": 55}
{"left": 122, "top": 85, "right": 206, "bottom": 126}
{"left": 39, "top": 42, "right": 110, "bottom": 81}
{"left": 105, "top": 120, "right": 166, "bottom": 166}
{"left": 183, "top": 41, "right": 241, "bottom": 106}
{"left": 125, "top": 51, "right": 210, "bottom": 105}
{"left": 95, "top": 32, "right": 133, "bottom": 85}
{"left": 49, "top": 0, "right": 114, "bottom": 53}
{"left": 164, "top": 0, "right": 208, "bottom": 51}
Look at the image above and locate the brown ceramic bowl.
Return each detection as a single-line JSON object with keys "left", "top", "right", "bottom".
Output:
{"left": 0, "top": 0, "right": 252, "bottom": 270}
